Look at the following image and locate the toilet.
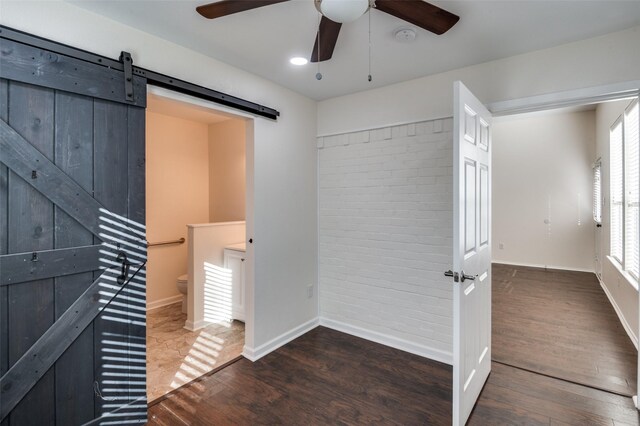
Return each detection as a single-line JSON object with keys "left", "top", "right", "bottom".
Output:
{"left": 176, "top": 274, "right": 188, "bottom": 314}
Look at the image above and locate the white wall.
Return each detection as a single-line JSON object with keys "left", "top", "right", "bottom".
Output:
{"left": 596, "top": 99, "right": 639, "bottom": 346}
{"left": 209, "top": 120, "right": 246, "bottom": 222}
{"left": 318, "top": 119, "right": 454, "bottom": 363}
{"left": 492, "top": 110, "right": 596, "bottom": 272}
{"left": 0, "top": 0, "right": 318, "bottom": 352}
{"left": 187, "top": 222, "right": 246, "bottom": 331}
{"left": 318, "top": 26, "right": 640, "bottom": 136}
{"left": 146, "top": 111, "right": 210, "bottom": 308}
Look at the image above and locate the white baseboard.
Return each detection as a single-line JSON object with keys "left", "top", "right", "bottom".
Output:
{"left": 243, "top": 317, "right": 319, "bottom": 362}
{"left": 597, "top": 276, "right": 639, "bottom": 350}
{"left": 492, "top": 260, "right": 594, "bottom": 274}
{"left": 184, "top": 319, "right": 211, "bottom": 332}
{"left": 319, "top": 317, "right": 453, "bottom": 365}
{"left": 146, "top": 295, "right": 183, "bottom": 311}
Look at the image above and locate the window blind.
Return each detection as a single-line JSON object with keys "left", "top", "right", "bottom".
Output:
{"left": 625, "top": 100, "right": 639, "bottom": 278}
{"left": 593, "top": 162, "right": 602, "bottom": 224}
{"left": 611, "top": 119, "right": 624, "bottom": 264}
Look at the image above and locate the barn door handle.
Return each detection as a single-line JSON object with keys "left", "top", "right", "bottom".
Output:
{"left": 460, "top": 271, "right": 477, "bottom": 282}
{"left": 116, "top": 252, "right": 130, "bottom": 285}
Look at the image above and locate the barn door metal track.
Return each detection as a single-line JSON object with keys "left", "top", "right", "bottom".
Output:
{"left": 0, "top": 25, "right": 280, "bottom": 120}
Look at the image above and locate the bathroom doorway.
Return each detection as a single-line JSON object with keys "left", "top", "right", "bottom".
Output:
{"left": 144, "top": 90, "right": 251, "bottom": 402}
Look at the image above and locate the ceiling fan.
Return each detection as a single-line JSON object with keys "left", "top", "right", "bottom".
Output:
{"left": 196, "top": 0, "right": 459, "bottom": 63}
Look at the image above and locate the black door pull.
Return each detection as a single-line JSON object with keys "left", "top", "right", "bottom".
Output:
{"left": 116, "top": 252, "right": 130, "bottom": 285}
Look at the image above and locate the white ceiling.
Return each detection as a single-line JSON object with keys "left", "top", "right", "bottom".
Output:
{"left": 70, "top": 0, "right": 640, "bottom": 101}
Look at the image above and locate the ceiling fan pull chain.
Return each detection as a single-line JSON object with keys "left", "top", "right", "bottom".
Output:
{"left": 316, "top": 10, "right": 323, "bottom": 80}
{"left": 368, "top": 7, "right": 372, "bottom": 82}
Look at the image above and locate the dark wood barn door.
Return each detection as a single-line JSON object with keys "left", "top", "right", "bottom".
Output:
{"left": 0, "top": 37, "right": 147, "bottom": 425}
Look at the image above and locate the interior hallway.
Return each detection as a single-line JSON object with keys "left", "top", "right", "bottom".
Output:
{"left": 492, "top": 263, "right": 637, "bottom": 396}
{"left": 146, "top": 303, "right": 244, "bottom": 402}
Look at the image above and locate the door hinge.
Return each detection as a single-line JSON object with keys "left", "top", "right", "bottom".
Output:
{"left": 120, "top": 51, "right": 134, "bottom": 103}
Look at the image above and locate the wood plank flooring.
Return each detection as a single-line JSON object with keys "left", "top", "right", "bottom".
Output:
{"left": 148, "top": 327, "right": 452, "bottom": 425}
{"left": 148, "top": 264, "right": 639, "bottom": 425}
{"left": 148, "top": 326, "right": 639, "bottom": 425}
{"left": 469, "top": 362, "right": 639, "bottom": 426}
{"left": 492, "top": 263, "right": 637, "bottom": 396}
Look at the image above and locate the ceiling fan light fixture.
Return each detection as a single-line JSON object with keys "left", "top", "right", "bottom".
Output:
{"left": 314, "top": 0, "right": 369, "bottom": 24}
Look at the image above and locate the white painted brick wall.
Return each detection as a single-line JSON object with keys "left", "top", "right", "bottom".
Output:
{"left": 318, "top": 118, "right": 454, "bottom": 358}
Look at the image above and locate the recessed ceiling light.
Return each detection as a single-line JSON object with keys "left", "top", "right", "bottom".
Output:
{"left": 290, "top": 57, "right": 308, "bottom": 66}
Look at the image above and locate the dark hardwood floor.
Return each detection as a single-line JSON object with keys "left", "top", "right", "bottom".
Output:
{"left": 148, "top": 327, "right": 452, "bottom": 425}
{"left": 492, "top": 263, "right": 637, "bottom": 396}
{"left": 149, "top": 326, "right": 639, "bottom": 425}
{"left": 469, "top": 362, "right": 639, "bottom": 425}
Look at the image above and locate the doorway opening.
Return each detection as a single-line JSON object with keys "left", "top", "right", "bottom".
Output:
{"left": 144, "top": 90, "right": 251, "bottom": 403}
{"left": 490, "top": 98, "right": 639, "bottom": 397}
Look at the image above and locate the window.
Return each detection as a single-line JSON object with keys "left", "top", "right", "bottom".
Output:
{"left": 610, "top": 99, "right": 640, "bottom": 279}
{"left": 593, "top": 161, "right": 602, "bottom": 225}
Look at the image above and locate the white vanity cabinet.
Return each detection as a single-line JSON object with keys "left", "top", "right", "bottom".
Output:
{"left": 224, "top": 244, "right": 246, "bottom": 322}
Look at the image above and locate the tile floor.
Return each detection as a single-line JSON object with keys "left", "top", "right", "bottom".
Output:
{"left": 146, "top": 302, "right": 245, "bottom": 402}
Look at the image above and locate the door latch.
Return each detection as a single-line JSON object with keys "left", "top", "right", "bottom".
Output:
{"left": 460, "top": 271, "right": 477, "bottom": 282}
{"left": 444, "top": 270, "right": 459, "bottom": 282}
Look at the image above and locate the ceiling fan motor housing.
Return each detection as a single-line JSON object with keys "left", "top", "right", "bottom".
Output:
{"left": 314, "top": 0, "right": 370, "bottom": 23}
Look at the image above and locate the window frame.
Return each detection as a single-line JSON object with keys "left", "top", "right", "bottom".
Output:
{"left": 609, "top": 98, "right": 640, "bottom": 281}
{"left": 610, "top": 116, "right": 625, "bottom": 266}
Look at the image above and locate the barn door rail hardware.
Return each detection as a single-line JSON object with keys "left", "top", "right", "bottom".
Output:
{"left": 133, "top": 66, "right": 280, "bottom": 119}
{"left": 0, "top": 25, "right": 280, "bottom": 120}
{"left": 120, "top": 51, "right": 135, "bottom": 102}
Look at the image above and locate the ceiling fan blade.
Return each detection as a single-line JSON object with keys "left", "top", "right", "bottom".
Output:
{"left": 310, "top": 16, "right": 342, "bottom": 63}
{"left": 374, "top": 0, "right": 459, "bottom": 35}
{"left": 196, "top": 0, "right": 289, "bottom": 19}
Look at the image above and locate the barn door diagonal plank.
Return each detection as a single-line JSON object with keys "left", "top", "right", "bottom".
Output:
{"left": 0, "top": 261, "right": 146, "bottom": 422}
{"left": 0, "top": 119, "right": 105, "bottom": 239}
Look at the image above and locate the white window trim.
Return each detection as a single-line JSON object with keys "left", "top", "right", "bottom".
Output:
{"left": 610, "top": 116, "right": 625, "bottom": 266}
{"left": 607, "top": 255, "right": 640, "bottom": 291}
{"left": 609, "top": 98, "right": 640, "bottom": 284}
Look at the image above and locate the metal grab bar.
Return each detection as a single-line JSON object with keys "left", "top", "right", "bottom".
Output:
{"left": 147, "top": 237, "right": 185, "bottom": 247}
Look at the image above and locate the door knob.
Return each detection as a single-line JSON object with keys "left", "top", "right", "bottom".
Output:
{"left": 460, "top": 271, "right": 477, "bottom": 282}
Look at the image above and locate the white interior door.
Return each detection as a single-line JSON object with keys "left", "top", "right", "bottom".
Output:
{"left": 452, "top": 81, "right": 492, "bottom": 425}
